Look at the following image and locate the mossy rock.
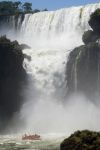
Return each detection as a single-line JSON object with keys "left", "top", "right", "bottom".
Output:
{"left": 60, "top": 130, "right": 100, "bottom": 150}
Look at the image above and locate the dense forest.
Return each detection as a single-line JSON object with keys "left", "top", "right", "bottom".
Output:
{"left": 0, "top": 1, "right": 48, "bottom": 15}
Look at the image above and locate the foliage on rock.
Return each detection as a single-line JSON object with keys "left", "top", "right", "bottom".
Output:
{"left": 61, "top": 130, "right": 100, "bottom": 150}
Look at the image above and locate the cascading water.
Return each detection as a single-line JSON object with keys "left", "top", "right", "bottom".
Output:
{"left": 18, "top": 3, "right": 100, "bottom": 97}
{"left": 14, "top": 3, "right": 100, "bottom": 135}
{"left": 1, "top": 2, "right": 100, "bottom": 149}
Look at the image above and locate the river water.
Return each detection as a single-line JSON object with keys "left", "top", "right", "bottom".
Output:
{"left": 0, "top": 135, "right": 65, "bottom": 150}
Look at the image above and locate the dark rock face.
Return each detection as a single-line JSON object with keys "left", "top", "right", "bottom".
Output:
{"left": 66, "top": 43, "right": 100, "bottom": 99}
{"left": 89, "top": 9, "right": 100, "bottom": 34}
{"left": 0, "top": 36, "right": 27, "bottom": 131}
{"left": 66, "top": 9, "right": 100, "bottom": 99}
{"left": 60, "top": 130, "right": 100, "bottom": 150}
{"left": 82, "top": 30, "right": 100, "bottom": 44}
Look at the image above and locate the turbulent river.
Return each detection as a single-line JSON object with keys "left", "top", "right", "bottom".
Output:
{"left": 0, "top": 135, "right": 64, "bottom": 150}
{"left": 1, "top": 2, "right": 100, "bottom": 150}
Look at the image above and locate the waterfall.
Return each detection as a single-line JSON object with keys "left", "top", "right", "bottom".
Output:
{"left": 2, "top": 3, "right": 100, "bottom": 134}
{"left": 19, "top": 3, "right": 100, "bottom": 47}
{"left": 18, "top": 3, "right": 100, "bottom": 96}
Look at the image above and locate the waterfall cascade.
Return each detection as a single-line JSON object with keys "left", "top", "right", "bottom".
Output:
{"left": 18, "top": 3, "right": 100, "bottom": 94}
{"left": 2, "top": 3, "right": 100, "bottom": 134}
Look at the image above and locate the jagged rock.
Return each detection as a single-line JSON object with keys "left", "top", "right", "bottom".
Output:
{"left": 60, "top": 130, "right": 100, "bottom": 150}
{"left": 0, "top": 35, "right": 28, "bottom": 131}
{"left": 24, "top": 53, "right": 31, "bottom": 61}
{"left": 20, "top": 43, "right": 31, "bottom": 50}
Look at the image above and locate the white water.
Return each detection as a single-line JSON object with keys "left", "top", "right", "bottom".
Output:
{"left": 2, "top": 3, "right": 100, "bottom": 137}
{"left": 19, "top": 3, "right": 100, "bottom": 94}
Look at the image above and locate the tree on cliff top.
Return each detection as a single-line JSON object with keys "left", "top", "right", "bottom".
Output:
{"left": 0, "top": 1, "right": 48, "bottom": 15}
{"left": 0, "top": 1, "right": 32, "bottom": 15}
{"left": 22, "top": 2, "right": 32, "bottom": 13}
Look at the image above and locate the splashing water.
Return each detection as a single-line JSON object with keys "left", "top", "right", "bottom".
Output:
{"left": 1, "top": 3, "right": 100, "bottom": 148}
{"left": 17, "top": 3, "right": 100, "bottom": 135}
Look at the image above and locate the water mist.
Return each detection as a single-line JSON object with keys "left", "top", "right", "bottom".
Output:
{"left": 1, "top": 3, "right": 100, "bottom": 137}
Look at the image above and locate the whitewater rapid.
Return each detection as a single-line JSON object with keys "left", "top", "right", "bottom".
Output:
{"left": 0, "top": 134, "right": 63, "bottom": 150}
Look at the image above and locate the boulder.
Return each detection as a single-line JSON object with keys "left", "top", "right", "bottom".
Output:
{"left": 60, "top": 130, "right": 100, "bottom": 150}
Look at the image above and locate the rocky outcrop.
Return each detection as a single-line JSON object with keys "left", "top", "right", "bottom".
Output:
{"left": 66, "top": 9, "right": 100, "bottom": 99}
{"left": 0, "top": 36, "right": 28, "bottom": 131}
{"left": 82, "top": 30, "right": 100, "bottom": 44}
{"left": 89, "top": 9, "right": 100, "bottom": 34}
{"left": 66, "top": 42, "right": 100, "bottom": 99}
{"left": 60, "top": 130, "right": 100, "bottom": 150}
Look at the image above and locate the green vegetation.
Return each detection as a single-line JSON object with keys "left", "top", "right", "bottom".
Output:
{"left": 61, "top": 130, "right": 100, "bottom": 150}
{"left": 90, "top": 8, "right": 100, "bottom": 18}
{"left": 0, "top": 1, "right": 48, "bottom": 16}
{"left": 22, "top": 2, "right": 32, "bottom": 13}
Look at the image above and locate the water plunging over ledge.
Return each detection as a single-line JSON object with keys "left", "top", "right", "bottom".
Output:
{"left": 1, "top": 3, "right": 100, "bottom": 148}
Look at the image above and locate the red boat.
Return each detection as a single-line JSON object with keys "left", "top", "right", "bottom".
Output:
{"left": 22, "top": 134, "right": 41, "bottom": 140}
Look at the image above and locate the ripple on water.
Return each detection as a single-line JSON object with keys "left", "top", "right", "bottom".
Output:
{"left": 0, "top": 136, "right": 65, "bottom": 150}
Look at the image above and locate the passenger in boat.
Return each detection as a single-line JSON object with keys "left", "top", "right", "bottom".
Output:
{"left": 22, "top": 133, "right": 41, "bottom": 140}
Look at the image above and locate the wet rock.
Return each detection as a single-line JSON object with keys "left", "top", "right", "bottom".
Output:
{"left": 66, "top": 9, "right": 100, "bottom": 99}
{"left": 66, "top": 42, "right": 100, "bottom": 99}
{"left": 60, "top": 130, "right": 100, "bottom": 150}
{"left": 82, "top": 30, "right": 100, "bottom": 44}
{"left": 0, "top": 35, "right": 28, "bottom": 131}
